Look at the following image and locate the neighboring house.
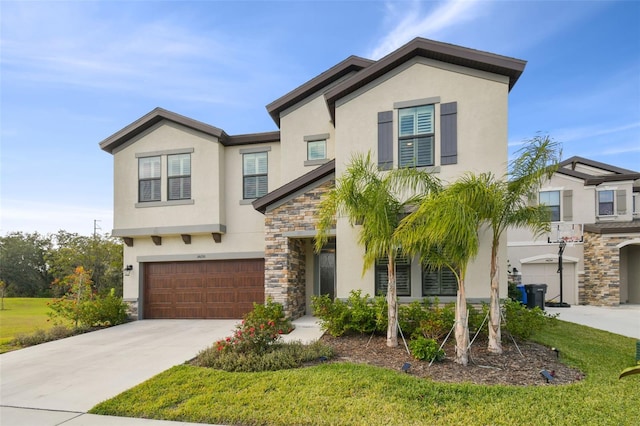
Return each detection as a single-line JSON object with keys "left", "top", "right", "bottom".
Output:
{"left": 508, "top": 156, "right": 640, "bottom": 306}
{"left": 100, "top": 38, "right": 526, "bottom": 319}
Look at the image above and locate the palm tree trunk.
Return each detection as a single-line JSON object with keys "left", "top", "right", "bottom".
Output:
{"left": 488, "top": 239, "right": 502, "bottom": 354}
{"left": 454, "top": 277, "right": 469, "bottom": 366}
{"left": 386, "top": 254, "right": 398, "bottom": 347}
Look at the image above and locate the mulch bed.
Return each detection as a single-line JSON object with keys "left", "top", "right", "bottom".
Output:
{"left": 318, "top": 333, "right": 585, "bottom": 386}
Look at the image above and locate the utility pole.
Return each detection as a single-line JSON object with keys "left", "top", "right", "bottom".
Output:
{"left": 93, "top": 220, "right": 102, "bottom": 238}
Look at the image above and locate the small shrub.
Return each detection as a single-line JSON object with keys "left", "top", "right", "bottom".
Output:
{"left": 414, "top": 302, "right": 455, "bottom": 341}
{"left": 503, "top": 299, "right": 557, "bottom": 340}
{"left": 468, "top": 303, "right": 488, "bottom": 335}
{"left": 311, "top": 291, "right": 387, "bottom": 336}
{"left": 12, "top": 325, "right": 80, "bottom": 348}
{"left": 195, "top": 340, "right": 334, "bottom": 372}
{"left": 409, "top": 336, "right": 445, "bottom": 362}
{"left": 399, "top": 300, "right": 431, "bottom": 337}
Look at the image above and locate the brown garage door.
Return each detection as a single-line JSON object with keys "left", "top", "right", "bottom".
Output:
{"left": 144, "top": 259, "right": 264, "bottom": 319}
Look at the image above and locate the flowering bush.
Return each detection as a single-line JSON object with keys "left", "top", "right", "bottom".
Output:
{"left": 214, "top": 298, "right": 293, "bottom": 355}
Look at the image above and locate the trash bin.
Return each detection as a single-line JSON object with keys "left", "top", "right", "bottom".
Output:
{"left": 524, "top": 284, "right": 547, "bottom": 310}
{"left": 516, "top": 284, "right": 527, "bottom": 305}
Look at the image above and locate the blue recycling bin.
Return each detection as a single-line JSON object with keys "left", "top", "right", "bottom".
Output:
{"left": 516, "top": 284, "right": 527, "bottom": 305}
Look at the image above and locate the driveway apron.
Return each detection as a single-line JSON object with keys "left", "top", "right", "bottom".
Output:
{"left": 0, "top": 320, "right": 237, "bottom": 413}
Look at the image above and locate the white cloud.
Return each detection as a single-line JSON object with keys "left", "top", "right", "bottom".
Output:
{"left": 369, "top": 0, "right": 485, "bottom": 59}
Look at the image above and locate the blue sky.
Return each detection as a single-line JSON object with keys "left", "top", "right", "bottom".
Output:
{"left": 1, "top": 0, "right": 639, "bottom": 236}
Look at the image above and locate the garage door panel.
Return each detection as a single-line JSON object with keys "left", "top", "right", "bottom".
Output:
{"left": 522, "top": 263, "right": 575, "bottom": 305}
{"left": 144, "top": 259, "right": 264, "bottom": 319}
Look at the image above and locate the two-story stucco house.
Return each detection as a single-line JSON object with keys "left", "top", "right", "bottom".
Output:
{"left": 508, "top": 156, "right": 640, "bottom": 306}
{"left": 100, "top": 38, "right": 526, "bottom": 320}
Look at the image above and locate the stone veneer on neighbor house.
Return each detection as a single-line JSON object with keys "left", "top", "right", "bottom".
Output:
{"left": 582, "top": 231, "right": 629, "bottom": 306}
{"left": 264, "top": 180, "right": 334, "bottom": 319}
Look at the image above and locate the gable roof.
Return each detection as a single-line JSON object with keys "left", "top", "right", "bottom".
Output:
{"left": 253, "top": 159, "right": 335, "bottom": 214}
{"left": 324, "top": 38, "right": 526, "bottom": 123}
{"left": 556, "top": 156, "right": 640, "bottom": 186}
{"left": 266, "top": 56, "right": 374, "bottom": 127}
{"left": 99, "top": 107, "right": 279, "bottom": 153}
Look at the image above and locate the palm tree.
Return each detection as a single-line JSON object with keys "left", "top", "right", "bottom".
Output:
{"left": 315, "top": 152, "right": 441, "bottom": 347}
{"left": 395, "top": 184, "right": 482, "bottom": 366}
{"left": 448, "top": 135, "right": 561, "bottom": 354}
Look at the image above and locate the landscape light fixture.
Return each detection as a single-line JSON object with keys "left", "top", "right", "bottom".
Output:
{"left": 123, "top": 265, "right": 133, "bottom": 276}
{"left": 401, "top": 362, "right": 411, "bottom": 373}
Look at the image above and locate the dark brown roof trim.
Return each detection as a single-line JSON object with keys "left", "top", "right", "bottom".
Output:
{"left": 225, "top": 131, "right": 280, "bottom": 146}
{"left": 100, "top": 107, "right": 225, "bottom": 154}
{"left": 556, "top": 156, "right": 640, "bottom": 185}
{"left": 324, "top": 38, "right": 526, "bottom": 123}
{"left": 100, "top": 107, "right": 280, "bottom": 154}
{"left": 559, "top": 156, "right": 638, "bottom": 175}
{"left": 584, "top": 220, "right": 640, "bottom": 234}
{"left": 266, "top": 56, "right": 374, "bottom": 127}
{"left": 253, "top": 159, "right": 335, "bottom": 214}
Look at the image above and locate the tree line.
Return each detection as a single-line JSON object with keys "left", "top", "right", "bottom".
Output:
{"left": 0, "top": 231, "right": 123, "bottom": 297}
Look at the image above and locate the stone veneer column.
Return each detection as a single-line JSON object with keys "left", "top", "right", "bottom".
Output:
{"left": 264, "top": 180, "right": 334, "bottom": 319}
{"left": 582, "top": 231, "right": 627, "bottom": 306}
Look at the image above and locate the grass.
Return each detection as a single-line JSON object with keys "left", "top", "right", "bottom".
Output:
{"left": 90, "top": 321, "right": 640, "bottom": 425}
{"left": 0, "top": 298, "right": 55, "bottom": 352}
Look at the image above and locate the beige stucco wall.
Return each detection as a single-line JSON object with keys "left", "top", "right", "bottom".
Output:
{"left": 113, "top": 120, "right": 280, "bottom": 302}
{"left": 113, "top": 121, "right": 226, "bottom": 231}
{"left": 332, "top": 58, "right": 511, "bottom": 300}
{"left": 278, "top": 90, "right": 335, "bottom": 184}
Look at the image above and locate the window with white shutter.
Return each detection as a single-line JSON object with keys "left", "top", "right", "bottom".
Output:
{"left": 398, "top": 105, "right": 434, "bottom": 168}
{"left": 243, "top": 152, "right": 268, "bottom": 199}
{"left": 167, "top": 154, "right": 191, "bottom": 200}
{"left": 138, "top": 156, "right": 161, "bottom": 202}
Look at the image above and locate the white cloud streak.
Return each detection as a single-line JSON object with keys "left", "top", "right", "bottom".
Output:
{"left": 369, "top": 0, "right": 485, "bottom": 59}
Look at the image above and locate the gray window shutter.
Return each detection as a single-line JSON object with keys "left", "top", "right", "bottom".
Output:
{"left": 378, "top": 111, "right": 393, "bottom": 170}
{"left": 562, "top": 190, "right": 573, "bottom": 221}
{"left": 440, "top": 102, "right": 457, "bottom": 165}
{"left": 617, "top": 190, "right": 627, "bottom": 215}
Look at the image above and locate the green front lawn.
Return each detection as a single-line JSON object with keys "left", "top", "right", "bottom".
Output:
{"left": 90, "top": 321, "right": 639, "bottom": 425}
{"left": 0, "top": 298, "right": 54, "bottom": 351}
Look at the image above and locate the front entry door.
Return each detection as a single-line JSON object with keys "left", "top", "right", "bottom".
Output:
{"left": 318, "top": 251, "right": 336, "bottom": 300}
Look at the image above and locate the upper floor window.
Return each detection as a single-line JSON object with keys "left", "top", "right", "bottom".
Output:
{"left": 307, "top": 139, "right": 327, "bottom": 161}
{"left": 168, "top": 154, "right": 191, "bottom": 200}
{"left": 375, "top": 256, "right": 411, "bottom": 297}
{"left": 243, "top": 152, "right": 268, "bottom": 199}
{"left": 539, "top": 191, "right": 561, "bottom": 222}
{"left": 598, "top": 190, "right": 615, "bottom": 216}
{"left": 422, "top": 266, "right": 457, "bottom": 297}
{"left": 398, "top": 105, "right": 434, "bottom": 168}
{"left": 139, "top": 156, "right": 161, "bottom": 202}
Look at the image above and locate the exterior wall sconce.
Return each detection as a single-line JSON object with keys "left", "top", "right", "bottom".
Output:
{"left": 124, "top": 265, "right": 133, "bottom": 276}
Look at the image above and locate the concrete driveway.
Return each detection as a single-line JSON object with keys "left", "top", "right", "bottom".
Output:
{"left": 1, "top": 320, "right": 238, "bottom": 413}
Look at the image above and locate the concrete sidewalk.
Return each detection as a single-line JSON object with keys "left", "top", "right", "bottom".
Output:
{"left": 0, "top": 316, "right": 324, "bottom": 426}
{"left": 545, "top": 304, "right": 640, "bottom": 339}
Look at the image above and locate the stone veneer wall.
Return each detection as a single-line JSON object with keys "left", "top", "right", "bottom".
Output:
{"left": 264, "top": 180, "right": 334, "bottom": 319}
{"left": 582, "top": 231, "right": 627, "bottom": 306}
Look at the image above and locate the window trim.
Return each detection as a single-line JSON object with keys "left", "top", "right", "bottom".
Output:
{"left": 397, "top": 104, "right": 435, "bottom": 168}
{"left": 242, "top": 151, "right": 268, "bottom": 200}
{"left": 167, "top": 153, "right": 191, "bottom": 201}
{"left": 597, "top": 189, "right": 615, "bottom": 217}
{"left": 539, "top": 190, "right": 561, "bottom": 222}
{"left": 138, "top": 156, "right": 161, "bottom": 203}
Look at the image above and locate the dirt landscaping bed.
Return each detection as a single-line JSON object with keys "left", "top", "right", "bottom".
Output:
{"left": 319, "top": 333, "right": 584, "bottom": 386}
